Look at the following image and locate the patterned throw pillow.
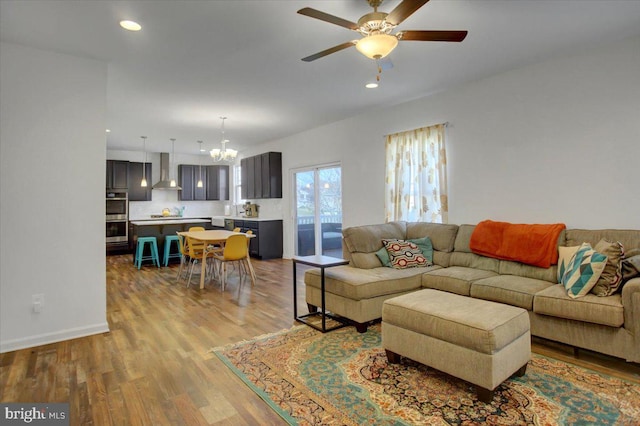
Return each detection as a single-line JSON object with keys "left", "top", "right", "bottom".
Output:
{"left": 376, "top": 237, "right": 434, "bottom": 267}
{"left": 557, "top": 246, "right": 580, "bottom": 283}
{"left": 383, "top": 239, "right": 428, "bottom": 269}
{"left": 591, "top": 239, "right": 624, "bottom": 296}
{"left": 562, "top": 243, "right": 608, "bottom": 299}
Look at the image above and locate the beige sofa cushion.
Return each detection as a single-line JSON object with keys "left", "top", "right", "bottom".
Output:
{"left": 565, "top": 229, "right": 640, "bottom": 251}
{"left": 533, "top": 284, "right": 624, "bottom": 327}
{"left": 432, "top": 251, "right": 452, "bottom": 268}
{"left": 453, "top": 224, "right": 475, "bottom": 252}
{"left": 450, "top": 252, "right": 500, "bottom": 272}
{"left": 383, "top": 289, "right": 530, "bottom": 354}
{"left": 470, "top": 275, "right": 554, "bottom": 310}
{"left": 422, "top": 266, "right": 498, "bottom": 296}
{"left": 342, "top": 221, "right": 407, "bottom": 269}
{"left": 450, "top": 224, "right": 500, "bottom": 272}
{"left": 406, "top": 222, "right": 458, "bottom": 253}
{"left": 305, "top": 264, "right": 441, "bottom": 301}
{"left": 499, "top": 260, "right": 557, "bottom": 283}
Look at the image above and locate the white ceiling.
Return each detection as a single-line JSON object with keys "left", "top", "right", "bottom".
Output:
{"left": 2, "top": 0, "right": 640, "bottom": 155}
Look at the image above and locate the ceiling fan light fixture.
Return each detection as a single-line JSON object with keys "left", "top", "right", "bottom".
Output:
{"left": 119, "top": 20, "right": 142, "bottom": 32}
{"left": 356, "top": 33, "right": 398, "bottom": 59}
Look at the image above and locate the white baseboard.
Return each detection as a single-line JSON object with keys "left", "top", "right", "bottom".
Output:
{"left": 0, "top": 322, "right": 110, "bottom": 353}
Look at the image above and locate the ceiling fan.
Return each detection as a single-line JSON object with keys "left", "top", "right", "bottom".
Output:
{"left": 298, "top": 0, "right": 467, "bottom": 62}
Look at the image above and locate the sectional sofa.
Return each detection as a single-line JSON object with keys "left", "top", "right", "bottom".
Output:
{"left": 304, "top": 221, "right": 640, "bottom": 363}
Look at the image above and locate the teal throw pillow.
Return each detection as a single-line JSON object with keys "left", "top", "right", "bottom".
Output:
{"left": 410, "top": 237, "right": 434, "bottom": 263}
{"left": 562, "top": 243, "right": 608, "bottom": 299}
{"left": 557, "top": 246, "right": 580, "bottom": 283}
{"left": 376, "top": 246, "right": 391, "bottom": 267}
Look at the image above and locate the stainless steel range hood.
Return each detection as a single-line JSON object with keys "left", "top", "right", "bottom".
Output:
{"left": 152, "top": 152, "right": 181, "bottom": 190}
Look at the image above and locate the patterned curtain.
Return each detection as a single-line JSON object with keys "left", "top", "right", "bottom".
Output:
{"left": 384, "top": 123, "right": 448, "bottom": 223}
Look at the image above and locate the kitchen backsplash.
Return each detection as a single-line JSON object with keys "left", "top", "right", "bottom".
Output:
{"left": 129, "top": 191, "right": 225, "bottom": 220}
{"left": 129, "top": 190, "right": 283, "bottom": 220}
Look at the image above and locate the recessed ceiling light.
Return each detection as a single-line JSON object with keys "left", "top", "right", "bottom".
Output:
{"left": 365, "top": 83, "right": 379, "bottom": 89}
{"left": 106, "top": 129, "right": 111, "bottom": 133}
{"left": 119, "top": 20, "right": 142, "bottom": 32}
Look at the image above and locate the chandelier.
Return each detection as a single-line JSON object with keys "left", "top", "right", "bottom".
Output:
{"left": 210, "top": 116, "right": 238, "bottom": 163}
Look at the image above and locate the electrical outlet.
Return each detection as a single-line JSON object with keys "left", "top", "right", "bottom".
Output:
{"left": 32, "top": 294, "right": 44, "bottom": 313}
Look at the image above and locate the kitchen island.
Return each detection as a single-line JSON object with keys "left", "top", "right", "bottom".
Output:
{"left": 129, "top": 217, "right": 213, "bottom": 264}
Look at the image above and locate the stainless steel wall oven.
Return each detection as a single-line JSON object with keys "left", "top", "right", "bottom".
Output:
{"left": 106, "top": 191, "right": 128, "bottom": 244}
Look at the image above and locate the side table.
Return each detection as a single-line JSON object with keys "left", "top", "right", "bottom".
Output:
{"left": 292, "top": 255, "right": 350, "bottom": 332}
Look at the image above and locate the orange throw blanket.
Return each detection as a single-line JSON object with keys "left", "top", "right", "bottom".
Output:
{"left": 469, "top": 220, "right": 566, "bottom": 268}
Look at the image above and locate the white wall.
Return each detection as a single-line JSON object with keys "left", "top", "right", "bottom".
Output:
{"left": 241, "top": 36, "right": 640, "bottom": 258}
{"left": 0, "top": 43, "right": 108, "bottom": 352}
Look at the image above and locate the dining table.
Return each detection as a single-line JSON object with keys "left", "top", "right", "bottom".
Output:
{"left": 178, "top": 230, "right": 256, "bottom": 290}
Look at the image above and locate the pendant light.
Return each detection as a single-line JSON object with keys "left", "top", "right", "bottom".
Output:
{"left": 169, "top": 138, "right": 177, "bottom": 188}
{"left": 140, "top": 136, "right": 148, "bottom": 187}
{"left": 197, "top": 141, "right": 204, "bottom": 188}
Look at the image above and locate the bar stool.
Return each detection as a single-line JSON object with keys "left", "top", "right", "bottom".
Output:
{"left": 163, "top": 235, "right": 181, "bottom": 266}
{"left": 134, "top": 236, "right": 160, "bottom": 269}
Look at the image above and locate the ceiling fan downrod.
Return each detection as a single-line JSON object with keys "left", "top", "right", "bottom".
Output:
{"left": 368, "top": 0, "right": 384, "bottom": 11}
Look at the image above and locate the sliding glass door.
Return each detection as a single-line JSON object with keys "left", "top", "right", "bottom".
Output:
{"left": 294, "top": 164, "right": 342, "bottom": 257}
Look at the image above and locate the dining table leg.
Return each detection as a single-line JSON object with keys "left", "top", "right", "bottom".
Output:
{"left": 245, "top": 257, "right": 257, "bottom": 286}
{"left": 200, "top": 249, "right": 207, "bottom": 290}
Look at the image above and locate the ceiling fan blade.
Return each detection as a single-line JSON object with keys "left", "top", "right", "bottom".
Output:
{"left": 301, "top": 41, "right": 356, "bottom": 62}
{"left": 398, "top": 30, "right": 468, "bottom": 42}
{"left": 385, "top": 0, "right": 430, "bottom": 26}
{"left": 297, "top": 7, "right": 359, "bottom": 31}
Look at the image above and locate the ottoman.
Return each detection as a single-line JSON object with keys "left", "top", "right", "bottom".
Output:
{"left": 382, "top": 289, "right": 530, "bottom": 403}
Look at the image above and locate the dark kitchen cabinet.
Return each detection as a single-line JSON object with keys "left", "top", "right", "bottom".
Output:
{"left": 261, "top": 152, "right": 282, "bottom": 198}
{"left": 106, "top": 160, "right": 129, "bottom": 190}
{"left": 178, "top": 165, "right": 204, "bottom": 201}
{"left": 128, "top": 162, "right": 152, "bottom": 201}
{"left": 240, "top": 158, "right": 248, "bottom": 199}
{"left": 243, "top": 156, "right": 256, "bottom": 199}
{"left": 238, "top": 220, "right": 282, "bottom": 259}
{"left": 194, "top": 166, "right": 207, "bottom": 200}
{"left": 253, "top": 155, "right": 262, "bottom": 198}
{"left": 241, "top": 152, "right": 282, "bottom": 199}
{"left": 178, "top": 164, "right": 229, "bottom": 201}
{"left": 205, "top": 165, "right": 230, "bottom": 201}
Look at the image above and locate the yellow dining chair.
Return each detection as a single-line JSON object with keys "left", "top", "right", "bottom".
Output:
{"left": 187, "top": 226, "right": 207, "bottom": 251}
{"left": 233, "top": 227, "right": 241, "bottom": 232}
{"left": 186, "top": 235, "right": 215, "bottom": 288}
{"left": 176, "top": 233, "right": 190, "bottom": 283}
{"left": 211, "top": 234, "right": 251, "bottom": 291}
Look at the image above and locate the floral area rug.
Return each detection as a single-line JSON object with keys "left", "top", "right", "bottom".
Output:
{"left": 212, "top": 324, "right": 640, "bottom": 425}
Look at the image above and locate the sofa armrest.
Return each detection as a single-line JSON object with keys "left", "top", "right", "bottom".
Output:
{"left": 622, "top": 277, "right": 640, "bottom": 336}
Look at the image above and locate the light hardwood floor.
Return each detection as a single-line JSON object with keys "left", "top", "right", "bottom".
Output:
{"left": 1, "top": 254, "right": 639, "bottom": 425}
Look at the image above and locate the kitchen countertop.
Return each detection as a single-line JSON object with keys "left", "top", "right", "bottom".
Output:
{"left": 130, "top": 218, "right": 211, "bottom": 226}
{"left": 212, "top": 216, "right": 283, "bottom": 222}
